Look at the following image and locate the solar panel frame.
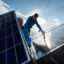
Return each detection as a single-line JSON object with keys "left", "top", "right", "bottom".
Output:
{"left": 14, "top": 11, "right": 31, "bottom": 63}
{"left": 0, "top": 11, "right": 30, "bottom": 64}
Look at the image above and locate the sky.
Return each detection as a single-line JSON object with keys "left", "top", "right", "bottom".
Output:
{"left": 0, "top": 0, "right": 64, "bottom": 49}
{"left": 0, "top": 0, "right": 64, "bottom": 30}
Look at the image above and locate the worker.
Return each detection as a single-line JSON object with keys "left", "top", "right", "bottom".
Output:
{"left": 22, "top": 13, "right": 45, "bottom": 48}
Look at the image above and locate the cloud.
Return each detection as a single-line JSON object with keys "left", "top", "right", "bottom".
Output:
{"left": 0, "top": 0, "right": 10, "bottom": 14}
{"left": 53, "top": 18, "right": 60, "bottom": 26}
{"left": 37, "top": 17, "right": 46, "bottom": 25}
{"left": 28, "top": 9, "right": 41, "bottom": 16}
{"left": 44, "top": 0, "right": 64, "bottom": 14}
{"left": 0, "top": 0, "right": 10, "bottom": 8}
{"left": 16, "top": 9, "right": 41, "bottom": 18}
{"left": 53, "top": 18, "right": 59, "bottom": 22}
{"left": 16, "top": 11, "right": 27, "bottom": 18}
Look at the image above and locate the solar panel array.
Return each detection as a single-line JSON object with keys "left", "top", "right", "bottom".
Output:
{"left": 0, "top": 11, "right": 28, "bottom": 64}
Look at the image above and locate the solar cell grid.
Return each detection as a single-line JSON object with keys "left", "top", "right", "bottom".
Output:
{"left": 0, "top": 11, "right": 28, "bottom": 64}
{"left": 7, "top": 35, "right": 14, "bottom": 48}
{"left": 0, "top": 17, "right": 5, "bottom": 24}
{"left": 0, "top": 53, "right": 6, "bottom": 64}
{"left": 0, "top": 29, "right": 5, "bottom": 38}
{"left": 12, "top": 24, "right": 19, "bottom": 33}
{"left": 14, "top": 32, "right": 22, "bottom": 44}
{"left": 0, "top": 38, "right": 5, "bottom": 52}
{"left": 6, "top": 27, "right": 12, "bottom": 36}
{"left": 1, "top": 23, "right": 5, "bottom": 29}
{"left": 7, "top": 48, "right": 17, "bottom": 64}
{"left": 15, "top": 44, "right": 28, "bottom": 64}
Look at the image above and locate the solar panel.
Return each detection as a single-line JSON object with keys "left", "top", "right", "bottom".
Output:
{"left": 0, "top": 11, "right": 29, "bottom": 64}
{"left": 26, "top": 44, "right": 64, "bottom": 64}
{"left": 48, "top": 24, "right": 64, "bottom": 49}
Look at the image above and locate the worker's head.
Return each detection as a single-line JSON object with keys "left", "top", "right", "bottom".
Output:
{"left": 33, "top": 13, "right": 38, "bottom": 21}
{"left": 18, "top": 17, "right": 23, "bottom": 27}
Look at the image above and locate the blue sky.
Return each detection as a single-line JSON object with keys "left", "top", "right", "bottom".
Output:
{"left": 1, "top": 0, "right": 64, "bottom": 30}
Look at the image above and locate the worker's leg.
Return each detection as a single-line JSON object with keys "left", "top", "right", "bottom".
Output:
{"left": 22, "top": 28, "right": 31, "bottom": 47}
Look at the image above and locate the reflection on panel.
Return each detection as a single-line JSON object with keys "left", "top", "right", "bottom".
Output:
{"left": 47, "top": 25, "right": 64, "bottom": 49}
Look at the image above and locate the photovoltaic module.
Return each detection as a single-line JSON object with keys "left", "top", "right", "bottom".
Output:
{"left": 0, "top": 11, "right": 28, "bottom": 64}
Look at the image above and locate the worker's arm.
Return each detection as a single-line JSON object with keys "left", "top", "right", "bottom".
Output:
{"left": 36, "top": 21, "right": 45, "bottom": 34}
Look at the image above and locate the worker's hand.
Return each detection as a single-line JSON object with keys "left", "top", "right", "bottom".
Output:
{"left": 41, "top": 30, "right": 45, "bottom": 35}
{"left": 41, "top": 30, "right": 45, "bottom": 39}
{"left": 39, "top": 30, "right": 45, "bottom": 35}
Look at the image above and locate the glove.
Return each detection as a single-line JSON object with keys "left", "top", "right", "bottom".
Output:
{"left": 41, "top": 30, "right": 46, "bottom": 39}
{"left": 41, "top": 30, "right": 45, "bottom": 35}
